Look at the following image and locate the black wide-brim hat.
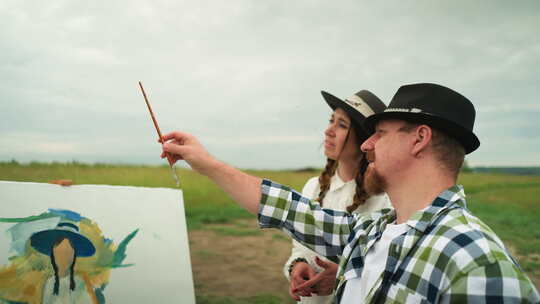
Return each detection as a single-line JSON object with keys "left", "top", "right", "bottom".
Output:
{"left": 321, "top": 89, "right": 386, "bottom": 140}
{"left": 30, "top": 221, "right": 96, "bottom": 257}
{"left": 364, "top": 83, "right": 480, "bottom": 154}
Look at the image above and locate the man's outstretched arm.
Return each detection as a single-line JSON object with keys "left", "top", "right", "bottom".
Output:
{"left": 161, "top": 131, "right": 262, "bottom": 214}
{"left": 161, "top": 131, "right": 362, "bottom": 258}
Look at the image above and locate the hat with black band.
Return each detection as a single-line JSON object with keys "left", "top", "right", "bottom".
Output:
{"left": 30, "top": 220, "right": 96, "bottom": 257}
{"left": 321, "top": 89, "right": 386, "bottom": 140}
{"left": 363, "top": 83, "right": 480, "bottom": 154}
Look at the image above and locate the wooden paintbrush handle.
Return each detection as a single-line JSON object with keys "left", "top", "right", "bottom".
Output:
{"left": 139, "top": 81, "right": 175, "bottom": 167}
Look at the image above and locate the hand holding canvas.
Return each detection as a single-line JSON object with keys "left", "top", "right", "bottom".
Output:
{"left": 292, "top": 257, "right": 338, "bottom": 297}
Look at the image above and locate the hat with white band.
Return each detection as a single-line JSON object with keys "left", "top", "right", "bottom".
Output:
{"left": 363, "top": 83, "right": 480, "bottom": 154}
{"left": 321, "top": 89, "right": 386, "bottom": 140}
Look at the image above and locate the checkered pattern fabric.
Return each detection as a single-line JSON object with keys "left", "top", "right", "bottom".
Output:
{"left": 258, "top": 179, "right": 540, "bottom": 303}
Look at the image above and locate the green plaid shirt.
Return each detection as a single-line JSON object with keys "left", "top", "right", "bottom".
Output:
{"left": 258, "top": 179, "right": 540, "bottom": 303}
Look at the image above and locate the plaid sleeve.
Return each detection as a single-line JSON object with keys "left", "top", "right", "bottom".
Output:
{"left": 258, "top": 179, "right": 357, "bottom": 258}
{"left": 441, "top": 260, "right": 540, "bottom": 303}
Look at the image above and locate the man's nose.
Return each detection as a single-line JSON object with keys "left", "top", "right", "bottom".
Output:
{"left": 360, "top": 135, "right": 375, "bottom": 152}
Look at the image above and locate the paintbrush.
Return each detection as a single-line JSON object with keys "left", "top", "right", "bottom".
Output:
{"left": 138, "top": 81, "right": 180, "bottom": 186}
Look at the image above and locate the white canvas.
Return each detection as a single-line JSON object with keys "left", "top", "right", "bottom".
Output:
{"left": 0, "top": 181, "right": 195, "bottom": 304}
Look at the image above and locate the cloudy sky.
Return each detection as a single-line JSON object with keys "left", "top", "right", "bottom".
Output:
{"left": 1, "top": 1, "right": 539, "bottom": 169}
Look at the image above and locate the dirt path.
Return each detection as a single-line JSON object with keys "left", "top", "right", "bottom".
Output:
{"left": 188, "top": 218, "right": 295, "bottom": 302}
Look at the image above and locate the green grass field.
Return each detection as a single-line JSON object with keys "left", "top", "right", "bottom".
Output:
{"left": 1, "top": 161, "right": 539, "bottom": 301}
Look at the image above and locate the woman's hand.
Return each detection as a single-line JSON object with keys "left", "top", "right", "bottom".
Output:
{"left": 292, "top": 257, "right": 338, "bottom": 296}
{"left": 289, "top": 261, "right": 317, "bottom": 301}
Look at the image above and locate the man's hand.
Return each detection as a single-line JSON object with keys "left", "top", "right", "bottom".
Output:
{"left": 160, "top": 131, "right": 219, "bottom": 176}
{"left": 289, "top": 262, "right": 317, "bottom": 301}
{"left": 160, "top": 131, "right": 262, "bottom": 214}
{"left": 292, "top": 257, "right": 338, "bottom": 297}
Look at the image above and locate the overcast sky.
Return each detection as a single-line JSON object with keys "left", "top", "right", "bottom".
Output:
{"left": 1, "top": 1, "right": 539, "bottom": 169}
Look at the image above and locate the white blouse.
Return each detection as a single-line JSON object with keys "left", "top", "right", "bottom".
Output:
{"left": 42, "top": 275, "right": 92, "bottom": 304}
{"left": 283, "top": 174, "right": 392, "bottom": 304}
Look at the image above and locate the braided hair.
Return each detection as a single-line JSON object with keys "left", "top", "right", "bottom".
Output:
{"left": 315, "top": 158, "right": 338, "bottom": 206}
{"left": 346, "top": 154, "right": 370, "bottom": 213}
{"left": 316, "top": 121, "right": 369, "bottom": 213}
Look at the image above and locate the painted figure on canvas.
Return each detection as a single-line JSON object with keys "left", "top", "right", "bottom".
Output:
{"left": 0, "top": 209, "right": 138, "bottom": 304}
{"left": 31, "top": 220, "right": 96, "bottom": 303}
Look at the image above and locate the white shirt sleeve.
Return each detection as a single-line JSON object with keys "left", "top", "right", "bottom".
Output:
{"left": 301, "top": 177, "right": 319, "bottom": 200}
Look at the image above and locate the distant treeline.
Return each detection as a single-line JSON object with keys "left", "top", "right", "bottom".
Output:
{"left": 473, "top": 167, "right": 540, "bottom": 176}
{"left": 0, "top": 159, "right": 168, "bottom": 168}
{"left": 2, "top": 160, "right": 540, "bottom": 175}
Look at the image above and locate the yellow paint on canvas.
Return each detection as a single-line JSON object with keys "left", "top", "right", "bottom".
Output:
{"left": 1, "top": 211, "right": 137, "bottom": 303}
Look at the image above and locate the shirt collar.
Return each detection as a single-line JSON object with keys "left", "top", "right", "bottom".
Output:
{"left": 405, "top": 185, "right": 467, "bottom": 232}
{"left": 329, "top": 173, "right": 355, "bottom": 192}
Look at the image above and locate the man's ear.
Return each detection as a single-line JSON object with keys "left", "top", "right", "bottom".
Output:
{"left": 411, "top": 125, "right": 432, "bottom": 157}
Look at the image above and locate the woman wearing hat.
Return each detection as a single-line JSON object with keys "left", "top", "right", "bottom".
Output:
{"left": 30, "top": 221, "right": 97, "bottom": 304}
{"left": 283, "top": 89, "right": 391, "bottom": 303}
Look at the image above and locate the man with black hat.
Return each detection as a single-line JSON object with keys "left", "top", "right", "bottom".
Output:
{"left": 161, "top": 83, "right": 539, "bottom": 303}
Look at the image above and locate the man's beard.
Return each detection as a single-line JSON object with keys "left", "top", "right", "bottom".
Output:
{"left": 364, "top": 164, "right": 386, "bottom": 196}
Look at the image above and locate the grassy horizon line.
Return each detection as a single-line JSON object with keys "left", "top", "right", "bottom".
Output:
{"left": 3, "top": 159, "right": 540, "bottom": 172}
{"left": 0, "top": 159, "right": 323, "bottom": 172}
